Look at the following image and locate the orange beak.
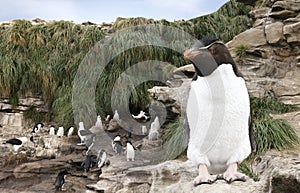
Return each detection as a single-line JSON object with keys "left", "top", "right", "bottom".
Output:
{"left": 183, "top": 49, "right": 200, "bottom": 61}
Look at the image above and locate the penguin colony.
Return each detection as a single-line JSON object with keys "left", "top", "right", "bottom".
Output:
{"left": 1, "top": 106, "right": 156, "bottom": 190}
{"left": 184, "top": 37, "right": 255, "bottom": 186}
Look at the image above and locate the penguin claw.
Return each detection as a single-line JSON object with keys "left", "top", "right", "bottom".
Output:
{"left": 193, "top": 175, "right": 218, "bottom": 186}
{"left": 193, "top": 180, "right": 213, "bottom": 186}
{"left": 219, "top": 173, "right": 247, "bottom": 184}
{"left": 225, "top": 176, "right": 247, "bottom": 184}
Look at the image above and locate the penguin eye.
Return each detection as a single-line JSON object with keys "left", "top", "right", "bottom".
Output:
{"left": 208, "top": 47, "right": 216, "bottom": 55}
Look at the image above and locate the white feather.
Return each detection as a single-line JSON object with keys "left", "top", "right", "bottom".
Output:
{"left": 95, "top": 115, "right": 102, "bottom": 128}
{"left": 57, "top": 127, "right": 64, "bottom": 137}
{"left": 67, "top": 127, "right": 74, "bottom": 137}
{"left": 141, "top": 125, "right": 147, "bottom": 135}
{"left": 113, "top": 110, "right": 119, "bottom": 120}
{"left": 77, "top": 122, "right": 86, "bottom": 145}
{"left": 126, "top": 142, "right": 135, "bottom": 161}
{"left": 49, "top": 126, "right": 55, "bottom": 135}
{"left": 187, "top": 64, "right": 251, "bottom": 174}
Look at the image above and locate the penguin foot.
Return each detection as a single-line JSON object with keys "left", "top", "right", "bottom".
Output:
{"left": 221, "top": 172, "right": 247, "bottom": 184}
{"left": 193, "top": 174, "right": 218, "bottom": 186}
{"left": 222, "top": 163, "right": 247, "bottom": 183}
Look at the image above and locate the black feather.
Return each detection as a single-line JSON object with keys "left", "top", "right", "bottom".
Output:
{"left": 5, "top": 138, "right": 22, "bottom": 145}
{"left": 192, "top": 37, "right": 219, "bottom": 49}
{"left": 200, "top": 37, "right": 219, "bottom": 47}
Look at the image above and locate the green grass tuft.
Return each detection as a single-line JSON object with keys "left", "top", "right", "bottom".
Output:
{"left": 250, "top": 96, "right": 300, "bottom": 120}
{"left": 233, "top": 45, "right": 249, "bottom": 59}
{"left": 253, "top": 118, "right": 299, "bottom": 154}
{"left": 163, "top": 117, "right": 186, "bottom": 160}
{"left": 238, "top": 160, "right": 260, "bottom": 181}
{"left": 23, "top": 106, "right": 47, "bottom": 123}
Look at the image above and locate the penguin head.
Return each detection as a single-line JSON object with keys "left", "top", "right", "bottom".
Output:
{"left": 79, "top": 122, "right": 84, "bottom": 128}
{"left": 37, "top": 123, "right": 44, "bottom": 128}
{"left": 58, "top": 170, "right": 69, "bottom": 177}
{"left": 125, "top": 140, "right": 132, "bottom": 145}
{"left": 184, "top": 37, "right": 241, "bottom": 77}
{"left": 113, "top": 135, "right": 121, "bottom": 141}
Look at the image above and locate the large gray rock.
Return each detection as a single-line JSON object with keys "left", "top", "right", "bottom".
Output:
{"left": 269, "top": 1, "right": 300, "bottom": 19}
{"left": 283, "top": 21, "right": 300, "bottom": 43}
{"left": 227, "top": 0, "right": 300, "bottom": 106}
{"left": 86, "top": 148, "right": 300, "bottom": 193}
{"left": 265, "top": 22, "right": 284, "bottom": 44}
{"left": 227, "top": 28, "right": 267, "bottom": 48}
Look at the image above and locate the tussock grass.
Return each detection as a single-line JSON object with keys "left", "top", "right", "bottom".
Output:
{"left": 233, "top": 45, "right": 249, "bottom": 59}
{"left": 253, "top": 118, "right": 299, "bottom": 154}
{"left": 0, "top": 1, "right": 253, "bottom": 127}
{"left": 163, "top": 118, "right": 186, "bottom": 160}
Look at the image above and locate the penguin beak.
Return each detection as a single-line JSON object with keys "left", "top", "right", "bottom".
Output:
{"left": 183, "top": 48, "right": 218, "bottom": 76}
{"left": 183, "top": 48, "right": 200, "bottom": 61}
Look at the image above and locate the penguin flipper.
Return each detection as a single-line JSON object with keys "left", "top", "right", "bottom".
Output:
{"left": 183, "top": 113, "right": 190, "bottom": 149}
{"left": 248, "top": 110, "right": 256, "bottom": 153}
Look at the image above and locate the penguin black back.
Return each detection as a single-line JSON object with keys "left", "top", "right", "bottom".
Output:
{"left": 54, "top": 170, "right": 68, "bottom": 191}
{"left": 81, "top": 154, "right": 97, "bottom": 172}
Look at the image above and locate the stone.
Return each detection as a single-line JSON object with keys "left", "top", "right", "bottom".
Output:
{"left": 269, "top": 1, "right": 300, "bottom": 19}
{"left": 283, "top": 22, "right": 300, "bottom": 43}
{"left": 265, "top": 22, "right": 284, "bottom": 44}
{"left": 227, "top": 28, "right": 267, "bottom": 48}
{"left": 13, "top": 160, "right": 67, "bottom": 178}
{"left": 106, "top": 118, "right": 120, "bottom": 131}
{"left": 249, "top": 7, "right": 271, "bottom": 19}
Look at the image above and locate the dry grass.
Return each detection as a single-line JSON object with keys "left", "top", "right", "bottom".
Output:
{"left": 2, "top": 153, "right": 29, "bottom": 166}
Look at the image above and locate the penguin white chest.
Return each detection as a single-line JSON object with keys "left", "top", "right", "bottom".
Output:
{"left": 57, "top": 127, "right": 64, "bottom": 137}
{"left": 186, "top": 64, "right": 251, "bottom": 173}
{"left": 126, "top": 143, "right": 135, "bottom": 161}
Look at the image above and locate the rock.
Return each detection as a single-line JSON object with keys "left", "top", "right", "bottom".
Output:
{"left": 106, "top": 118, "right": 120, "bottom": 131}
{"left": 87, "top": 160, "right": 260, "bottom": 193}
{"left": 265, "top": 22, "right": 284, "bottom": 44}
{"left": 13, "top": 160, "right": 67, "bottom": 178}
{"left": 249, "top": 7, "right": 271, "bottom": 19}
{"left": 86, "top": 180, "right": 123, "bottom": 192}
{"left": 253, "top": 149, "right": 300, "bottom": 193}
{"left": 226, "top": 0, "right": 300, "bottom": 106}
{"left": 227, "top": 28, "right": 267, "bottom": 48}
{"left": 148, "top": 79, "right": 190, "bottom": 118}
{"left": 116, "top": 184, "right": 150, "bottom": 193}
{"left": 269, "top": 1, "right": 300, "bottom": 19}
{"left": 283, "top": 21, "right": 300, "bottom": 43}
{"left": 35, "top": 148, "right": 57, "bottom": 159}
{"left": 85, "top": 147, "right": 300, "bottom": 193}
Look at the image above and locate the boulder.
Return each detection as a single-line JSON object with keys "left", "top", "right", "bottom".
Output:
{"left": 283, "top": 21, "right": 300, "bottom": 43}
{"left": 265, "top": 22, "right": 284, "bottom": 44}
{"left": 13, "top": 160, "right": 67, "bottom": 178}
{"left": 269, "top": 1, "right": 300, "bottom": 19}
{"left": 227, "top": 28, "right": 267, "bottom": 48}
{"left": 106, "top": 118, "right": 120, "bottom": 131}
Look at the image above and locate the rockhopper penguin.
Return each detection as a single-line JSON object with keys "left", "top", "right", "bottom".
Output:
{"left": 183, "top": 37, "right": 255, "bottom": 186}
{"left": 54, "top": 170, "right": 68, "bottom": 191}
